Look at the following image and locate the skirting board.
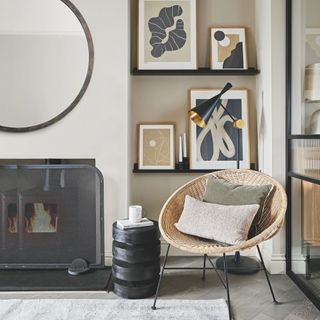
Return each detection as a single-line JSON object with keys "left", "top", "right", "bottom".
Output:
{"left": 291, "top": 255, "right": 307, "bottom": 274}
{"left": 105, "top": 252, "right": 112, "bottom": 266}
{"left": 268, "top": 254, "right": 286, "bottom": 274}
{"left": 105, "top": 246, "right": 287, "bottom": 274}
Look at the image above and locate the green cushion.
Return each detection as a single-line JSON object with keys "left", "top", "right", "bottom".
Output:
{"left": 203, "top": 176, "right": 273, "bottom": 238}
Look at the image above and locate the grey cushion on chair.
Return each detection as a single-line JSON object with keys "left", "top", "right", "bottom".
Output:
{"left": 175, "top": 195, "right": 260, "bottom": 245}
{"left": 203, "top": 177, "right": 273, "bottom": 238}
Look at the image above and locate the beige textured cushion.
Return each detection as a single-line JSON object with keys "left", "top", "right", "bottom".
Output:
{"left": 175, "top": 195, "right": 260, "bottom": 245}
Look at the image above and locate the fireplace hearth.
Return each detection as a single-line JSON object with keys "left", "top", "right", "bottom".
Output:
{"left": 0, "top": 164, "right": 104, "bottom": 269}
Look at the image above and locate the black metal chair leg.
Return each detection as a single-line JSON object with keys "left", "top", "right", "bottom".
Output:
{"left": 152, "top": 244, "right": 171, "bottom": 310}
{"left": 256, "top": 245, "right": 280, "bottom": 304}
{"left": 223, "top": 253, "right": 232, "bottom": 320}
{"left": 202, "top": 254, "right": 207, "bottom": 280}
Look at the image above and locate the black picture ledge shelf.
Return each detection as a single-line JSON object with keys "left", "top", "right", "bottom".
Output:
{"left": 133, "top": 163, "right": 256, "bottom": 174}
{"left": 133, "top": 164, "right": 215, "bottom": 173}
{"left": 131, "top": 67, "right": 260, "bottom": 76}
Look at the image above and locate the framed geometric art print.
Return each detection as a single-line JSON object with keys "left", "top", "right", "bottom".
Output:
{"left": 138, "top": 0, "right": 197, "bottom": 70}
{"left": 189, "top": 89, "right": 250, "bottom": 170}
{"left": 138, "top": 124, "right": 175, "bottom": 170}
{"left": 210, "top": 28, "right": 247, "bottom": 70}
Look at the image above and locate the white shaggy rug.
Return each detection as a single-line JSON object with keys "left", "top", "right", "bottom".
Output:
{"left": 0, "top": 299, "right": 229, "bottom": 320}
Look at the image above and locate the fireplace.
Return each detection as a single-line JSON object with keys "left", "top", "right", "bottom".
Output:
{"left": 0, "top": 164, "right": 104, "bottom": 269}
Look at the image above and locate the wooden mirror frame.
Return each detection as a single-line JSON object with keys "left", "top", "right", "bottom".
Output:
{"left": 0, "top": 0, "right": 94, "bottom": 132}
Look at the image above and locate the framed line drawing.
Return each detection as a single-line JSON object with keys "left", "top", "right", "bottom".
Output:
{"left": 138, "top": 123, "right": 175, "bottom": 170}
{"left": 138, "top": 0, "right": 197, "bottom": 70}
{"left": 189, "top": 89, "right": 250, "bottom": 169}
{"left": 210, "top": 28, "right": 247, "bottom": 70}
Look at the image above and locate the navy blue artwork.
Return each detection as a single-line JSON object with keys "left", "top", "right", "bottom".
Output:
{"left": 148, "top": 5, "right": 187, "bottom": 58}
{"left": 196, "top": 98, "right": 243, "bottom": 162}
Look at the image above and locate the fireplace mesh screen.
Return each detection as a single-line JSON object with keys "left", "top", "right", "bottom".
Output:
{"left": 0, "top": 164, "right": 104, "bottom": 269}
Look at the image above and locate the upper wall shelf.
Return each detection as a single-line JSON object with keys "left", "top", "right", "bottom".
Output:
{"left": 131, "top": 67, "right": 260, "bottom": 76}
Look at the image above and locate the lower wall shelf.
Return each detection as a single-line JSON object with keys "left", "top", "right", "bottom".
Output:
{"left": 133, "top": 163, "right": 217, "bottom": 173}
{"left": 133, "top": 163, "right": 256, "bottom": 173}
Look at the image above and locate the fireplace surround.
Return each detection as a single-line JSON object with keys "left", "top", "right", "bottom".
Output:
{"left": 0, "top": 164, "right": 104, "bottom": 269}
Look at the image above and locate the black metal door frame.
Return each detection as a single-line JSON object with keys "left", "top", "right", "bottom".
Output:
{"left": 285, "top": 0, "right": 320, "bottom": 310}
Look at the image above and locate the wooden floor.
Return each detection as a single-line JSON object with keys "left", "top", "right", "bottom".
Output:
{"left": 1, "top": 257, "right": 319, "bottom": 320}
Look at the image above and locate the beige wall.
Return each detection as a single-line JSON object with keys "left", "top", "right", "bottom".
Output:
{"left": 131, "top": 0, "right": 256, "bottom": 68}
{"left": 0, "top": 0, "right": 82, "bottom": 33}
{"left": 255, "top": 0, "right": 286, "bottom": 273}
{"left": 131, "top": 76, "right": 257, "bottom": 221}
{"left": 130, "top": 0, "right": 257, "bottom": 226}
{"left": 306, "top": 0, "right": 320, "bottom": 27}
{"left": 131, "top": 0, "right": 288, "bottom": 270}
{"left": 0, "top": 0, "right": 288, "bottom": 270}
{"left": 0, "top": 0, "right": 130, "bottom": 262}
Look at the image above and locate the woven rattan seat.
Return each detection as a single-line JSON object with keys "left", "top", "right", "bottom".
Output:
{"left": 159, "top": 169, "right": 287, "bottom": 255}
{"left": 152, "top": 169, "right": 288, "bottom": 318}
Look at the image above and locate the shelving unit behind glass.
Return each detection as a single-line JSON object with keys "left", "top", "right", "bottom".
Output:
{"left": 287, "top": 0, "right": 320, "bottom": 310}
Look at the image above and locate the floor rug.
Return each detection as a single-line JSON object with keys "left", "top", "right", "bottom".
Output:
{"left": 0, "top": 298, "right": 229, "bottom": 320}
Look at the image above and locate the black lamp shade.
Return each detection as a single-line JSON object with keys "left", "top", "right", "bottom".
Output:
{"left": 189, "top": 82, "right": 233, "bottom": 128}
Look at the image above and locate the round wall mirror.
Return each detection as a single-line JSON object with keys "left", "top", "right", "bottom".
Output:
{"left": 0, "top": 0, "right": 93, "bottom": 132}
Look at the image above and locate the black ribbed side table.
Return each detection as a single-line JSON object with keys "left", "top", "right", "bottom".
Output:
{"left": 111, "top": 221, "right": 160, "bottom": 299}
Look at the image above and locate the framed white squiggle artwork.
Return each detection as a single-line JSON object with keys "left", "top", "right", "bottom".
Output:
{"left": 138, "top": 0, "right": 197, "bottom": 70}
{"left": 189, "top": 89, "right": 250, "bottom": 169}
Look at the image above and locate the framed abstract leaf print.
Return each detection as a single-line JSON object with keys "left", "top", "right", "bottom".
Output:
{"left": 138, "top": 0, "right": 197, "bottom": 70}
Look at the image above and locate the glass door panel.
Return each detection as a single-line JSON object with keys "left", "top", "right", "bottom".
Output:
{"left": 291, "top": 0, "right": 320, "bottom": 135}
{"left": 288, "top": 0, "right": 320, "bottom": 309}
{"left": 290, "top": 138, "right": 320, "bottom": 179}
{"left": 291, "top": 177, "right": 320, "bottom": 297}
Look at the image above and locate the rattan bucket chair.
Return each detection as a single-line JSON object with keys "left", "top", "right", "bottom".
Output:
{"left": 151, "top": 169, "right": 287, "bottom": 320}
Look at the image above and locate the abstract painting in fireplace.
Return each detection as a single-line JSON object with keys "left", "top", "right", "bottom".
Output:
{"left": 0, "top": 164, "right": 104, "bottom": 269}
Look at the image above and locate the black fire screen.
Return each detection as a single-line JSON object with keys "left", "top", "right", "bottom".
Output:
{"left": 0, "top": 164, "right": 104, "bottom": 269}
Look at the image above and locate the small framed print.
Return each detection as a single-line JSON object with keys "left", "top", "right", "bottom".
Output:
{"left": 210, "top": 28, "right": 248, "bottom": 70}
{"left": 138, "top": 0, "right": 197, "bottom": 70}
{"left": 189, "top": 89, "right": 250, "bottom": 170}
{"left": 138, "top": 124, "right": 175, "bottom": 170}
